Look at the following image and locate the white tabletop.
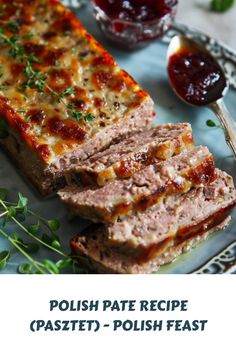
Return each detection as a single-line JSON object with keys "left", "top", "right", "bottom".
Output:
{"left": 177, "top": 0, "right": 236, "bottom": 49}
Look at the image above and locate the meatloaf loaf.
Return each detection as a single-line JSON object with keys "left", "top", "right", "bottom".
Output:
{"left": 0, "top": 0, "right": 154, "bottom": 195}
{"left": 71, "top": 170, "right": 236, "bottom": 274}
{"left": 58, "top": 146, "right": 216, "bottom": 222}
{"left": 65, "top": 123, "right": 194, "bottom": 187}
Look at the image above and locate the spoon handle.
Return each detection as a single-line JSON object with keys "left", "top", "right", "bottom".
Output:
{"left": 209, "top": 99, "right": 236, "bottom": 159}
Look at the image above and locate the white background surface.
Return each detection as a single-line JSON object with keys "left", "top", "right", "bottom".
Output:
{"left": 0, "top": 276, "right": 235, "bottom": 354}
{"left": 177, "top": 0, "right": 236, "bottom": 49}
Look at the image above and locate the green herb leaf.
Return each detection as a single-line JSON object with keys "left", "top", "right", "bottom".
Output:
{"left": 8, "top": 206, "right": 16, "bottom": 217}
{"left": 0, "top": 191, "right": 75, "bottom": 274}
{"left": 211, "top": 0, "right": 235, "bottom": 12}
{"left": 8, "top": 21, "right": 19, "bottom": 32}
{"left": 28, "top": 223, "right": 40, "bottom": 235}
{"left": 57, "top": 87, "right": 75, "bottom": 101}
{"left": 0, "top": 250, "right": 10, "bottom": 271}
{"left": 51, "top": 240, "right": 61, "bottom": 250}
{"left": 56, "top": 258, "right": 73, "bottom": 270}
{"left": 0, "top": 4, "right": 7, "bottom": 10}
{"left": 48, "top": 219, "right": 60, "bottom": 231}
{"left": 12, "top": 232, "right": 19, "bottom": 240}
{"left": 41, "top": 259, "right": 60, "bottom": 274}
{"left": 18, "top": 263, "right": 33, "bottom": 274}
{"left": 17, "top": 192, "right": 28, "bottom": 209}
{"left": 71, "top": 47, "right": 77, "bottom": 54}
{"left": 23, "top": 30, "right": 35, "bottom": 40}
{"left": 84, "top": 113, "right": 95, "bottom": 122}
{"left": 206, "top": 119, "right": 217, "bottom": 127}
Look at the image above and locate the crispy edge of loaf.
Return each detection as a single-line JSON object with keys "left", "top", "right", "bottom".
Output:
{"left": 66, "top": 123, "right": 194, "bottom": 187}
{"left": 58, "top": 149, "right": 216, "bottom": 222}
{"left": 70, "top": 216, "right": 232, "bottom": 274}
{"left": 0, "top": 97, "right": 154, "bottom": 196}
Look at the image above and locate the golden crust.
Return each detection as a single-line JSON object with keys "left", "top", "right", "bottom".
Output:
{"left": 0, "top": 0, "right": 152, "bottom": 164}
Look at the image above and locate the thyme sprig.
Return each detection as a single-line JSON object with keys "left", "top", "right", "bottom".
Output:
{"left": 0, "top": 189, "right": 78, "bottom": 274}
{"left": 0, "top": 28, "right": 95, "bottom": 123}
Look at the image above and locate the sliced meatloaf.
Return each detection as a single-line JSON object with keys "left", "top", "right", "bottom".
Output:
{"left": 71, "top": 170, "right": 236, "bottom": 274}
{"left": 58, "top": 146, "right": 216, "bottom": 222}
{"left": 0, "top": 0, "right": 154, "bottom": 195}
{"left": 65, "top": 123, "right": 194, "bottom": 187}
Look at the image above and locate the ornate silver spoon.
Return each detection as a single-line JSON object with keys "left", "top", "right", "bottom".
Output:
{"left": 167, "top": 35, "right": 236, "bottom": 159}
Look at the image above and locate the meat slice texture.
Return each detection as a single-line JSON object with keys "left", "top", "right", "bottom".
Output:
{"left": 70, "top": 170, "right": 236, "bottom": 274}
{"left": 58, "top": 146, "right": 216, "bottom": 222}
{"left": 0, "top": 0, "right": 154, "bottom": 195}
{"left": 65, "top": 123, "right": 194, "bottom": 186}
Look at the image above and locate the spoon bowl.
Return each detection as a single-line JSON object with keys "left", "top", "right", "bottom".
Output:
{"left": 167, "top": 35, "right": 236, "bottom": 158}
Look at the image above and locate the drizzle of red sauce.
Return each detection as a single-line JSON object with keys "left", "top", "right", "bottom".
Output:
{"left": 47, "top": 116, "right": 88, "bottom": 144}
{"left": 94, "top": 0, "right": 175, "bottom": 22}
{"left": 168, "top": 49, "right": 226, "bottom": 105}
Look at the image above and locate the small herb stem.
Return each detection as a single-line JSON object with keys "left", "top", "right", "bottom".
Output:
{"left": 27, "top": 210, "right": 56, "bottom": 232}
{"left": 0, "top": 199, "right": 65, "bottom": 257}
{"left": 0, "top": 210, "right": 8, "bottom": 217}
{"left": 0, "top": 227, "right": 45, "bottom": 273}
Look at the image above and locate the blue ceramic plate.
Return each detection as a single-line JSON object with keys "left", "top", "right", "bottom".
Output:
{"left": 0, "top": 2, "right": 235, "bottom": 274}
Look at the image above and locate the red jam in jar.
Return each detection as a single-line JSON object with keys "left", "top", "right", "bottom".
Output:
{"left": 93, "top": 0, "right": 175, "bottom": 22}
{"left": 168, "top": 49, "right": 226, "bottom": 105}
{"left": 92, "top": 0, "right": 178, "bottom": 48}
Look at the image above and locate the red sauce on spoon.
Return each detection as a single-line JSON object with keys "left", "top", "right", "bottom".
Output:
{"left": 168, "top": 49, "right": 227, "bottom": 106}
